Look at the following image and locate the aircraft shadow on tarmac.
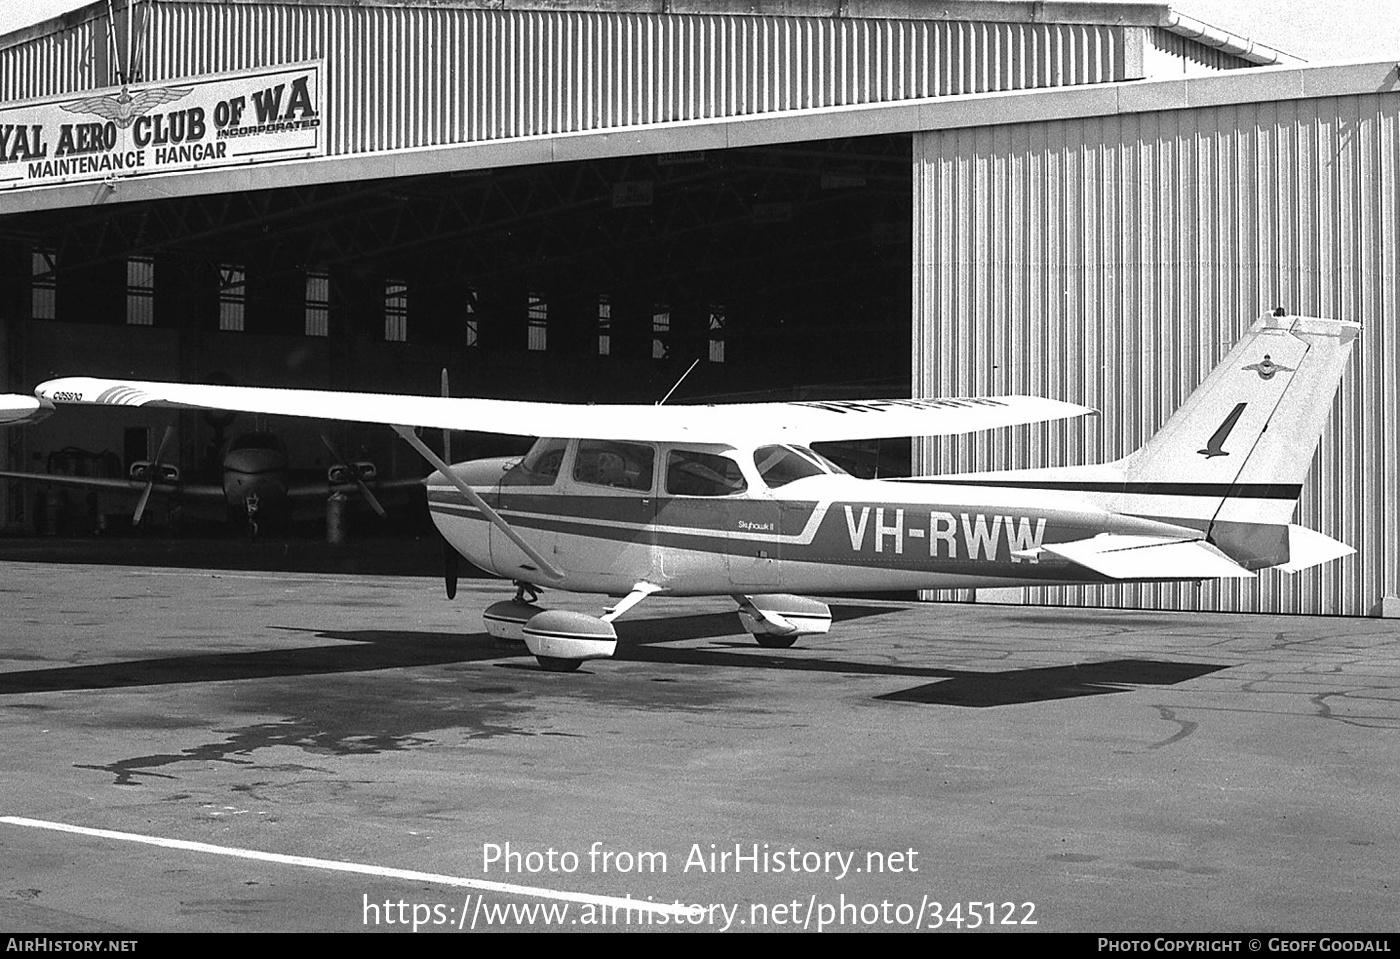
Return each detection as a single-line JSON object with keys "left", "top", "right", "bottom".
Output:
{"left": 0, "top": 605, "right": 1228, "bottom": 706}
{"left": 872, "top": 660, "right": 1226, "bottom": 707}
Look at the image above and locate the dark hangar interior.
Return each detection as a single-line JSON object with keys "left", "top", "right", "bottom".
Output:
{"left": 0, "top": 135, "right": 914, "bottom": 531}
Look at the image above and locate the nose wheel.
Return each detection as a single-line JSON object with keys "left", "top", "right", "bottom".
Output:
{"left": 245, "top": 493, "right": 260, "bottom": 539}
{"left": 483, "top": 582, "right": 547, "bottom": 645}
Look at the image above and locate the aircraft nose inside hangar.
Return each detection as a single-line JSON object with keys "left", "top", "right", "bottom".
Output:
{"left": 1, "top": 0, "right": 1395, "bottom": 616}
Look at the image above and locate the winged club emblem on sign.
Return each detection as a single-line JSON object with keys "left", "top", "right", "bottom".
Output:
{"left": 59, "top": 84, "right": 194, "bottom": 129}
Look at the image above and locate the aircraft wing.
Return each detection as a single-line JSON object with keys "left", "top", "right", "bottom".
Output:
{"left": 0, "top": 395, "right": 54, "bottom": 426}
{"left": 285, "top": 476, "right": 426, "bottom": 500}
{"left": 33, "top": 377, "right": 1091, "bottom": 444}
{"left": 0, "top": 470, "right": 224, "bottom": 500}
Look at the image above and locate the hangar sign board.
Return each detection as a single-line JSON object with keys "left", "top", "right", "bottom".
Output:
{"left": 0, "top": 61, "right": 324, "bottom": 191}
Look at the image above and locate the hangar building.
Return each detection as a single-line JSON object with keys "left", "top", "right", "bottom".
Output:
{"left": 0, "top": 0, "right": 1394, "bottom": 615}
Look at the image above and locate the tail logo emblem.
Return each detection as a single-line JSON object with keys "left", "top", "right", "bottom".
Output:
{"left": 1244, "top": 355, "right": 1294, "bottom": 380}
{"left": 1199, "top": 403, "right": 1247, "bottom": 458}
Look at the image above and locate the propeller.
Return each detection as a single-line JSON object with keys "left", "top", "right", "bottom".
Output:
{"left": 443, "top": 536, "right": 460, "bottom": 600}
{"left": 133, "top": 424, "right": 175, "bottom": 525}
{"left": 440, "top": 367, "right": 452, "bottom": 465}
{"left": 319, "top": 430, "right": 386, "bottom": 517}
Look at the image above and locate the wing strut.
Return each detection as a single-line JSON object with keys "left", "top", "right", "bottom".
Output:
{"left": 391, "top": 425, "right": 564, "bottom": 583}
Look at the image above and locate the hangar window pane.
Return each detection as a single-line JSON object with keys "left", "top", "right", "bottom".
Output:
{"left": 709, "top": 305, "right": 726, "bottom": 363}
{"left": 652, "top": 306, "right": 669, "bottom": 360}
{"left": 528, "top": 293, "right": 547, "bottom": 351}
{"left": 305, "top": 271, "right": 330, "bottom": 337}
{"left": 31, "top": 248, "right": 56, "bottom": 320}
{"left": 219, "top": 265, "right": 245, "bottom": 332}
{"left": 465, "top": 287, "right": 479, "bottom": 347}
{"left": 597, "top": 294, "right": 611, "bottom": 356}
{"left": 126, "top": 257, "right": 155, "bottom": 326}
{"left": 384, "top": 280, "right": 408, "bottom": 342}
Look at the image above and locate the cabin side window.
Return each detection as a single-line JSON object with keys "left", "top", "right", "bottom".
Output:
{"left": 502, "top": 437, "right": 568, "bottom": 487}
{"left": 753, "top": 445, "right": 826, "bottom": 488}
{"left": 666, "top": 449, "right": 747, "bottom": 497}
{"left": 573, "top": 440, "right": 655, "bottom": 492}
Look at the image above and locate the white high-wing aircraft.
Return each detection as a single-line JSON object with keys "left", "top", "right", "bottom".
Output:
{"left": 0, "top": 311, "right": 1358, "bottom": 671}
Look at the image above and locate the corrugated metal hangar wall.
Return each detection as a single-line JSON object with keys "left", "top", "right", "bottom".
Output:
{"left": 913, "top": 76, "right": 1399, "bottom": 616}
{"left": 1, "top": 1, "right": 1248, "bottom": 136}
{"left": 0, "top": 1, "right": 1269, "bottom": 211}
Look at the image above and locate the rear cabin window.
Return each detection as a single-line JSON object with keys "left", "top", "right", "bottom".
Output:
{"left": 574, "top": 440, "right": 655, "bottom": 492}
{"left": 666, "top": 449, "right": 747, "bottom": 497}
{"left": 753, "top": 445, "right": 826, "bottom": 488}
{"left": 502, "top": 437, "right": 568, "bottom": 487}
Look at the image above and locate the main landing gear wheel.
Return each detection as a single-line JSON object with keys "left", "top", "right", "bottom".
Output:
{"left": 735, "top": 594, "right": 833, "bottom": 648}
{"left": 522, "top": 609, "right": 618, "bottom": 672}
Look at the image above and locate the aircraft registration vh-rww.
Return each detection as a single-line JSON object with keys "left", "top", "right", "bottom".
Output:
{"left": 0, "top": 311, "right": 1359, "bottom": 671}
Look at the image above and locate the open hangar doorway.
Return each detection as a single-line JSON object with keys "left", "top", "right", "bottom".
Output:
{"left": 0, "top": 133, "right": 917, "bottom": 536}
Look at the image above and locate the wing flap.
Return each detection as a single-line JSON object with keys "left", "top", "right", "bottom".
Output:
{"left": 1043, "top": 534, "right": 1255, "bottom": 580}
{"left": 35, "top": 377, "right": 1091, "bottom": 444}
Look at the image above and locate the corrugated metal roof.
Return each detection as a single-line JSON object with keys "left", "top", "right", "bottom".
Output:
{"left": 1, "top": 0, "right": 1299, "bottom": 65}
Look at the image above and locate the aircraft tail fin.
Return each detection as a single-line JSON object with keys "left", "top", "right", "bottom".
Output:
{"left": 1115, "top": 312, "right": 1358, "bottom": 539}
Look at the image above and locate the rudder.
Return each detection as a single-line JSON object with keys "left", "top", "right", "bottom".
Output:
{"left": 1117, "top": 311, "right": 1359, "bottom": 544}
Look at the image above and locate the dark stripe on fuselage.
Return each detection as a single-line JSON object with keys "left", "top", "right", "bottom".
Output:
{"left": 897, "top": 479, "right": 1302, "bottom": 499}
{"left": 429, "top": 499, "right": 1100, "bottom": 581}
{"left": 428, "top": 489, "right": 818, "bottom": 536}
{"left": 430, "top": 500, "right": 781, "bottom": 553}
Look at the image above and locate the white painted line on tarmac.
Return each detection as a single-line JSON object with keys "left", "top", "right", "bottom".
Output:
{"left": 1, "top": 816, "right": 693, "bottom": 918}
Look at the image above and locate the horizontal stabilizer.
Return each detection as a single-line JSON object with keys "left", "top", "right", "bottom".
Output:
{"left": 1042, "top": 534, "right": 1255, "bottom": 581}
{"left": 1279, "top": 525, "right": 1355, "bottom": 573}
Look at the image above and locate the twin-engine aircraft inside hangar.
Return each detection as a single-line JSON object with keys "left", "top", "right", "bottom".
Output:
{"left": 0, "top": 311, "right": 1359, "bottom": 671}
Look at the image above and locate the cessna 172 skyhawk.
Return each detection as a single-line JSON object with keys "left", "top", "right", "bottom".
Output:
{"left": 0, "top": 311, "right": 1358, "bottom": 671}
